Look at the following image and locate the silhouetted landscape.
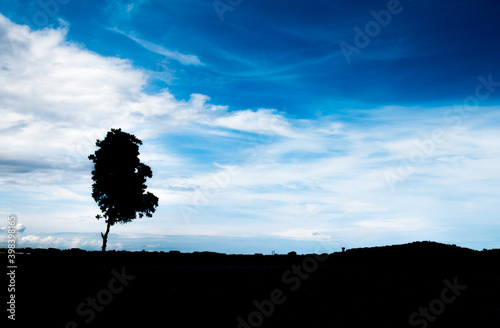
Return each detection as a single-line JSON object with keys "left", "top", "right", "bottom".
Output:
{"left": 4, "top": 241, "right": 499, "bottom": 327}
{"left": 3, "top": 1, "right": 500, "bottom": 327}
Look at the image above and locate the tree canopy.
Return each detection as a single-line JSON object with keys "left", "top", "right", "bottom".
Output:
{"left": 89, "top": 128, "right": 159, "bottom": 251}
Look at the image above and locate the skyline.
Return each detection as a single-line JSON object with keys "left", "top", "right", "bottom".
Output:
{"left": 1, "top": 0, "right": 500, "bottom": 253}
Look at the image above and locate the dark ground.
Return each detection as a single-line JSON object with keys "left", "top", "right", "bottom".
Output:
{"left": 3, "top": 241, "right": 500, "bottom": 327}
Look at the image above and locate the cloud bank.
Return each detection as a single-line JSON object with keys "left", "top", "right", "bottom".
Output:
{"left": 0, "top": 14, "right": 500, "bottom": 252}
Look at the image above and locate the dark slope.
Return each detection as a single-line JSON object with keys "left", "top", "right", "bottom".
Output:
{"left": 3, "top": 241, "right": 499, "bottom": 327}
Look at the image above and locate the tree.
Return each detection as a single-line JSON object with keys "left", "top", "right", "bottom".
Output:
{"left": 89, "top": 128, "right": 159, "bottom": 251}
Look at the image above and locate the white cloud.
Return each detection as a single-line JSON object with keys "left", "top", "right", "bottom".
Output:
{"left": 104, "top": 0, "right": 151, "bottom": 17}
{"left": 110, "top": 28, "right": 202, "bottom": 66}
{"left": 1, "top": 14, "right": 500, "bottom": 251}
{"left": 0, "top": 223, "right": 26, "bottom": 233}
{"left": 0, "top": 233, "right": 115, "bottom": 250}
{"left": 213, "top": 109, "right": 296, "bottom": 137}
{"left": 271, "top": 228, "right": 331, "bottom": 241}
{"left": 20, "top": 234, "right": 64, "bottom": 246}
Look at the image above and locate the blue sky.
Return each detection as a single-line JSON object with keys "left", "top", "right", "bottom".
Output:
{"left": 1, "top": 0, "right": 500, "bottom": 253}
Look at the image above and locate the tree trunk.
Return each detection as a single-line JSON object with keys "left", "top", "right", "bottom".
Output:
{"left": 101, "top": 220, "right": 111, "bottom": 252}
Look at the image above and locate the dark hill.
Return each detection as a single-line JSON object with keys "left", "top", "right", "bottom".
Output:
{"left": 3, "top": 241, "right": 499, "bottom": 327}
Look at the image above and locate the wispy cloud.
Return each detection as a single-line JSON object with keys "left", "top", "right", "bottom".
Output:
{"left": 110, "top": 27, "right": 202, "bottom": 66}
{"left": 1, "top": 13, "right": 500, "bottom": 253}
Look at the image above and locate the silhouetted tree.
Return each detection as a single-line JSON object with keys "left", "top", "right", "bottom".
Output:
{"left": 89, "top": 128, "right": 159, "bottom": 251}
